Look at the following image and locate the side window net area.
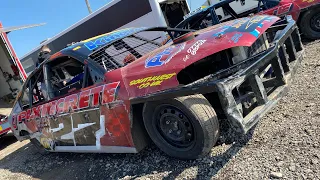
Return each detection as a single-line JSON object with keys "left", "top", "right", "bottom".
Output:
{"left": 19, "top": 70, "right": 46, "bottom": 109}
{"left": 19, "top": 57, "right": 93, "bottom": 108}
{"left": 45, "top": 57, "right": 92, "bottom": 98}
{"left": 20, "top": 87, "right": 31, "bottom": 110}
{"left": 89, "top": 33, "right": 162, "bottom": 72}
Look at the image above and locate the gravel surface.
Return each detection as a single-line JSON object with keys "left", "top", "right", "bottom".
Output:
{"left": 0, "top": 40, "right": 319, "bottom": 180}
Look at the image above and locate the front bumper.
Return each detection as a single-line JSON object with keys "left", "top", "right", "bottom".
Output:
{"left": 131, "top": 16, "right": 304, "bottom": 134}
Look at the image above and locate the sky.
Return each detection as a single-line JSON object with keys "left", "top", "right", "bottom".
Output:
{"left": 0, "top": 0, "right": 204, "bottom": 59}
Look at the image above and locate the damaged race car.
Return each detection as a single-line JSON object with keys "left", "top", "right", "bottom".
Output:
{"left": 8, "top": 14, "right": 304, "bottom": 159}
{"left": 176, "top": 0, "right": 320, "bottom": 40}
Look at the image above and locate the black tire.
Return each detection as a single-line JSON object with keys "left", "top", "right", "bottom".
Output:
{"left": 143, "top": 94, "right": 219, "bottom": 160}
{"left": 299, "top": 8, "right": 320, "bottom": 40}
{"left": 0, "top": 132, "right": 7, "bottom": 138}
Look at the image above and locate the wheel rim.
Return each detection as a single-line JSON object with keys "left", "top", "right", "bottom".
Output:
{"left": 310, "top": 14, "right": 320, "bottom": 32}
{"left": 153, "top": 105, "right": 196, "bottom": 150}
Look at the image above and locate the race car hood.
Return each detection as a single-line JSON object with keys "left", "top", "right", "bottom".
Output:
{"left": 121, "top": 15, "right": 280, "bottom": 97}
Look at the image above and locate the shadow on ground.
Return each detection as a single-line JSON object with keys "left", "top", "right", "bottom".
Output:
{"left": 0, "top": 133, "right": 18, "bottom": 151}
{"left": 0, "top": 124, "right": 257, "bottom": 180}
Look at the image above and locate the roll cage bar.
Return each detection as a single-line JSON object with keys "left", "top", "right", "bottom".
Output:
{"left": 87, "top": 27, "right": 196, "bottom": 67}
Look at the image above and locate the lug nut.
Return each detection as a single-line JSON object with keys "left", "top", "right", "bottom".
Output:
{"left": 174, "top": 122, "right": 178, "bottom": 128}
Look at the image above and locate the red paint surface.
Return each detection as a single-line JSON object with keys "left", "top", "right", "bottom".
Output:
{"left": 64, "top": 94, "right": 79, "bottom": 112}
{"left": 91, "top": 86, "right": 103, "bottom": 107}
{"left": 258, "top": 0, "right": 320, "bottom": 21}
{"left": 100, "top": 102, "right": 134, "bottom": 147}
{"left": 121, "top": 15, "right": 280, "bottom": 98}
{"left": 79, "top": 90, "right": 90, "bottom": 109}
{"left": 294, "top": 0, "right": 320, "bottom": 10}
{"left": 0, "top": 128, "right": 11, "bottom": 135}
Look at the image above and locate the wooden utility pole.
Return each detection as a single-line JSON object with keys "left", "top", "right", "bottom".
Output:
{"left": 85, "top": 0, "right": 93, "bottom": 14}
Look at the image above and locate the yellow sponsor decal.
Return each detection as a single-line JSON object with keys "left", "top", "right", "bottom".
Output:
{"left": 130, "top": 73, "right": 176, "bottom": 89}
{"left": 223, "top": 16, "right": 266, "bottom": 30}
{"left": 0, "top": 126, "right": 2, "bottom": 131}
{"left": 231, "top": 19, "right": 248, "bottom": 28}
{"left": 245, "top": 16, "right": 266, "bottom": 29}
{"left": 81, "top": 28, "right": 129, "bottom": 42}
{"left": 73, "top": 46, "right": 81, "bottom": 51}
{"left": 82, "top": 33, "right": 109, "bottom": 43}
{"left": 302, "top": 0, "right": 314, "bottom": 2}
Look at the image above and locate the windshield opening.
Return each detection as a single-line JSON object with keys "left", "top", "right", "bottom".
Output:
{"left": 89, "top": 32, "right": 163, "bottom": 72}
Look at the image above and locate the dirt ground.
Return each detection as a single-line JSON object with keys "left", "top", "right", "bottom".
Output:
{"left": 0, "top": 40, "right": 319, "bottom": 180}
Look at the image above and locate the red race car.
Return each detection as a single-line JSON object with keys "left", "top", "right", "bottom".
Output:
{"left": 176, "top": 0, "right": 320, "bottom": 40}
{"left": 8, "top": 15, "right": 304, "bottom": 159}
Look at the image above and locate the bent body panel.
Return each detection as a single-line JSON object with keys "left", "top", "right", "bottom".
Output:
{"left": 122, "top": 15, "right": 280, "bottom": 98}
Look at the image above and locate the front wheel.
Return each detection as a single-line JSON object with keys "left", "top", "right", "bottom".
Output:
{"left": 300, "top": 8, "right": 320, "bottom": 40}
{"left": 143, "top": 94, "right": 219, "bottom": 160}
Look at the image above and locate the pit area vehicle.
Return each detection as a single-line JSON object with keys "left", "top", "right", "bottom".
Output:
{"left": 8, "top": 14, "right": 304, "bottom": 159}
{"left": 177, "top": 0, "right": 320, "bottom": 40}
{"left": 0, "top": 114, "right": 10, "bottom": 137}
{"left": 0, "top": 22, "right": 44, "bottom": 138}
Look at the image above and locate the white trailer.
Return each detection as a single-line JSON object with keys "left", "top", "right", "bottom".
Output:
{"left": 0, "top": 23, "right": 44, "bottom": 133}
{"left": 20, "top": 0, "right": 191, "bottom": 76}
{"left": 201, "top": 0, "right": 259, "bottom": 20}
{"left": 0, "top": 24, "right": 29, "bottom": 101}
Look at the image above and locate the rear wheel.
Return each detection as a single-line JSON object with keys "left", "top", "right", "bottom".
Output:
{"left": 300, "top": 8, "right": 320, "bottom": 40}
{"left": 143, "top": 94, "right": 219, "bottom": 159}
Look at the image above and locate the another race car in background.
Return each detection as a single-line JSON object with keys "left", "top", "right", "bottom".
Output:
{"left": 0, "top": 114, "right": 10, "bottom": 137}
{"left": 175, "top": 0, "right": 320, "bottom": 40}
{"left": 8, "top": 14, "right": 304, "bottom": 159}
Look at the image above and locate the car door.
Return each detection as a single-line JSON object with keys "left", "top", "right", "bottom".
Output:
{"left": 38, "top": 56, "right": 102, "bottom": 150}
{"left": 39, "top": 55, "right": 134, "bottom": 152}
{"left": 9, "top": 67, "right": 51, "bottom": 142}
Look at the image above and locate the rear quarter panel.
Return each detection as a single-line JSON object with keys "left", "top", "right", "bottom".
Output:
{"left": 257, "top": 0, "right": 320, "bottom": 21}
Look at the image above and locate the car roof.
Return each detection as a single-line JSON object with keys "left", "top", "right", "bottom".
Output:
{"left": 59, "top": 26, "right": 195, "bottom": 59}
